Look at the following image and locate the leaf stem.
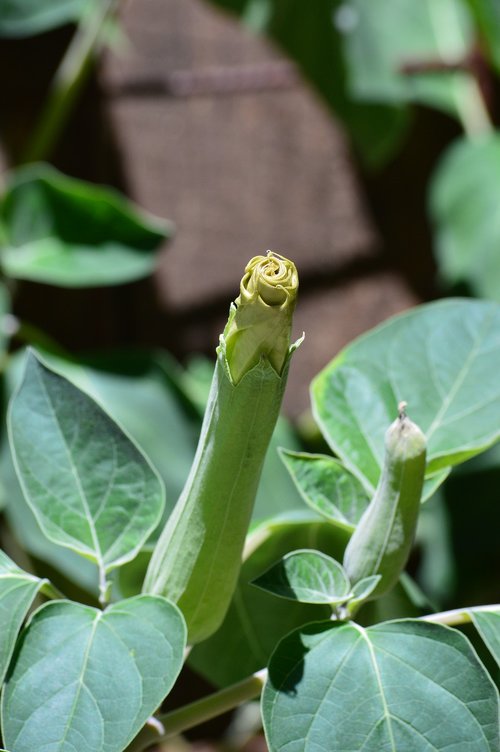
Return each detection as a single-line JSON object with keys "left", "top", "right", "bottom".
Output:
{"left": 21, "top": 0, "right": 119, "bottom": 164}
{"left": 420, "top": 604, "right": 500, "bottom": 626}
{"left": 98, "top": 566, "right": 110, "bottom": 608}
{"left": 126, "top": 669, "right": 267, "bottom": 752}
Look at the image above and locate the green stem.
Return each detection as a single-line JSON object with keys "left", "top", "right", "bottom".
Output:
{"left": 126, "top": 669, "right": 267, "bottom": 752}
{"left": 420, "top": 603, "right": 500, "bottom": 626}
{"left": 21, "top": 0, "right": 118, "bottom": 164}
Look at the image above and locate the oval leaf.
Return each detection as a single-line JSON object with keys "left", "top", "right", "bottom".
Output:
{"left": 263, "top": 619, "right": 500, "bottom": 751}
{"left": 0, "top": 551, "right": 49, "bottom": 686}
{"left": 312, "top": 299, "right": 500, "bottom": 493}
{"left": 8, "top": 351, "right": 165, "bottom": 580}
{"left": 431, "top": 136, "right": 500, "bottom": 301}
{"left": 279, "top": 449, "right": 369, "bottom": 530}
{"left": 0, "top": 164, "right": 172, "bottom": 286}
{"left": 252, "top": 549, "right": 351, "bottom": 605}
{"left": 471, "top": 609, "right": 500, "bottom": 669}
{"left": 1, "top": 595, "right": 186, "bottom": 752}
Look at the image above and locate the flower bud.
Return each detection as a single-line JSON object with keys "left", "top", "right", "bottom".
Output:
{"left": 223, "top": 252, "right": 298, "bottom": 383}
{"left": 144, "top": 252, "right": 300, "bottom": 643}
{"left": 343, "top": 405, "right": 426, "bottom": 598}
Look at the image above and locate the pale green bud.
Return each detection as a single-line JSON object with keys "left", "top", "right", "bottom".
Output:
{"left": 223, "top": 251, "right": 299, "bottom": 384}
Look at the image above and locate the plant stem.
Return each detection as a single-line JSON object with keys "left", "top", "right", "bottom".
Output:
{"left": 420, "top": 603, "right": 500, "bottom": 626}
{"left": 126, "top": 669, "right": 267, "bottom": 752}
{"left": 21, "top": 0, "right": 118, "bottom": 164}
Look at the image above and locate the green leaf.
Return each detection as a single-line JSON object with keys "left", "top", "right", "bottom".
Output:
{"left": 263, "top": 619, "right": 500, "bottom": 751}
{"left": 342, "top": 0, "right": 475, "bottom": 116}
{"left": 252, "top": 549, "right": 351, "bottom": 605}
{"left": 0, "top": 0, "right": 87, "bottom": 37}
{"left": 279, "top": 449, "right": 368, "bottom": 531}
{"left": 312, "top": 299, "right": 500, "bottom": 495}
{"left": 40, "top": 350, "right": 198, "bottom": 520}
{"left": 8, "top": 351, "right": 165, "bottom": 583}
{"left": 430, "top": 136, "right": 500, "bottom": 301}
{"left": 0, "top": 164, "right": 171, "bottom": 286}
{"left": 1, "top": 595, "right": 186, "bottom": 752}
{"left": 471, "top": 610, "right": 500, "bottom": 669}
{"left": 0, "top": 551, "right": 49, "bottom": 686}
{"left": 1, "top": 448, "right": 99, "bottom": 594}
{"left": 189, "top": 516, "right": 347, "bottom": 687}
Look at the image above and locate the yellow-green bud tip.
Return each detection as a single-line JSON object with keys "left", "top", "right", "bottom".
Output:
{"left": 223, "top": 251, "right": 298, "bottom": 383}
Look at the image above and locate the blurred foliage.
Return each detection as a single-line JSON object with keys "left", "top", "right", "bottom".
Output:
{"left": 0, "top": 0, "right": 89, "bottom": 38}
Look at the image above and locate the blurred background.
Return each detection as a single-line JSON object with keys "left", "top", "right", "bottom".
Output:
{"left": 5, "top": 0, "right": 500, "bottom": 416}
{"left": 1, "top": 1, "right": 499, "bottom": 749}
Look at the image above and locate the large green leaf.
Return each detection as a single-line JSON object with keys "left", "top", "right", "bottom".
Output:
{"left": 0, "top": 0, "right": 87, "bottom": 37}
{"left": 252, "top": 549, "right": 351, "bottom": 605}
{"left": 0, "top": 551, "right": 49, "bottom": 686}
{"left": 206, "top": 0, "right": 408, "bottom": 165}
{"left": 263, "top": 619, "right": 500, "bottom": 751}
{"left": 341, "top": 0, "right": 475, "bottom": 116}
{"left": 8, "top": 351, "right": 165, "bottom": 587}
{"left": 189, "top": 516, "right": 347, "bottom": 687}
{"left": 279, "top": 450, "right": 368, "bottom": 531}
{"left": 0, "top": 164, "right": 171, "bottom": 286}
{"left": 1, "top": 595, "right": 186, "bottom": 752}
{"left": 312, "top": 299, "right": 500, "bottom": 495}
{"left": 471, "top": 610, "right": 500, "bottom": 669}
{"left": 430, "top": 136, "right": 500, "bottom": 300}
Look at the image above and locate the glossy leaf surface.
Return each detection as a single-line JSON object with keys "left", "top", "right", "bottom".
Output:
{"left": 1, "top": 596, "right": 186, "bottom": 752}
{"left": 312, "top": 299, "right": 500, "bottom": 494}
{"left": 0, "top": 164, "right": 171, "bottom": 286}
{"left": 263, "top": 619, "right": 500, "bottom": 751}
{"left": 8, "top": 352, "right": 165, "bottom": 577}
{"left": 252, "top": 549, "right": 351, "bottom": 604}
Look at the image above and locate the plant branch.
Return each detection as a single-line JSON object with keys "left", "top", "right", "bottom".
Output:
{"left": 126, "top": 669, "right": 267, "bottom": 752}
{"left": 420, "top": 604, "right": 500, "bottom": 626}
{"left": 21, "top": 0, "right": 119, "bottom": 164}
